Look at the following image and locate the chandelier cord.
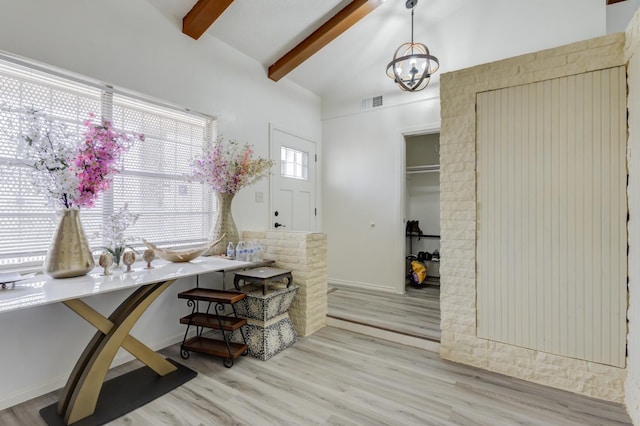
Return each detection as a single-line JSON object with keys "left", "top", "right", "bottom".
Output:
{"left": 411, "top": 7, "right": 414, "bottom": 46}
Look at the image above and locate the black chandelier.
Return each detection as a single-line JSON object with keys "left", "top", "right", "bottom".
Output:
{"left": 386, "top": 0, "right": 439, "bottom": 92}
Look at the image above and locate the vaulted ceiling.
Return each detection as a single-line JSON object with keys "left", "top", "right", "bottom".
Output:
{"left": 182, "top": 0, "right": 385, "bottom": 82}
{"left": 148, "top": 0, "right": 621, "bottom": 101}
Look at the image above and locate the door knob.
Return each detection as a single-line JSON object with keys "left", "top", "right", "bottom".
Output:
{"left": 274, "top": 222, "right": 286, "bottom": 228}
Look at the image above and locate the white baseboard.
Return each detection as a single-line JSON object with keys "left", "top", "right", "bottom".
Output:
{"left": 0, "top": 331, "right": 190, "bottom": 412}
{"left": 328, "top": 279, "right": 405, "bottom": 294}
{"left": 0, "top": 376, "right": 64, "bottom": 412}
{"left": 327, "top": 317, "right": 440, "bottom": 353}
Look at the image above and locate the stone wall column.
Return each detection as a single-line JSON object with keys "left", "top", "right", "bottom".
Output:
{"left": 440, "top": 33, "right": 627, "bottom": 403}
{"left": 243, "top": 230, "right": 327, "bottom": 336}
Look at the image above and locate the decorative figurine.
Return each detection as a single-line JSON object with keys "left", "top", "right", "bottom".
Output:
{"left": 99, "top": 252, "right": 114, "bottom": 276}
{"left": 143, "top": 248, "right": 155, "bottom": 269}
{"left": 122, "top": 250, "right": 136, "bottom": 273}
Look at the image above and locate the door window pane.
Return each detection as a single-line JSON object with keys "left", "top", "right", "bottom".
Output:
{"left": 280, "top": 146, "right": 308, "bottom": 180}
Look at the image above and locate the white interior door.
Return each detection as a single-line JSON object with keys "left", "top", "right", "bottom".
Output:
{"left": 270, "top": 126, "right": 316, "bottom": 231}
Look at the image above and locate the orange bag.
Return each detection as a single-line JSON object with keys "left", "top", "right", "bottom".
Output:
{"left": 411, "top": 260, "right": 427, "bottom": 285}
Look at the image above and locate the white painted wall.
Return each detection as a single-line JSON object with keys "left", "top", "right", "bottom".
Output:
{"left": 321, "top": 0, "right": 605, "bottom": 119}
{"left": 406, "top": 172, "right": 441, "bottom": 254}
{"left": 322, "top": 3, "right": 606, "bottom": 293}
{"left": 0, "top": 0, "right": 320, "bottom": 409}
{"left": 608, "top": 0, "right": 640, "bottom": 33}
{"left": 322, "top": 100, "right": 441, "bottom": 292}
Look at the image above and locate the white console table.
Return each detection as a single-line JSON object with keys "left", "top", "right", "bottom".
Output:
{"left": 0, "top": 256, "right": 253, "bottom": 425}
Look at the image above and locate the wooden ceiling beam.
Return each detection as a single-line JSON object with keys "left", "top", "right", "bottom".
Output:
{"left": 183, "top": 0, "right": 235, "bottom": 40}
{"left": 268, "top": 0, "right": 385, "bottom": 82}
{"left": 607, "top": 0, "right": 627, "bottom": 4}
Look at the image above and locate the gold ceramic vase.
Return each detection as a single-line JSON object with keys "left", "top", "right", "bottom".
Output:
{"left": 44, "top": 209, "right": 95, "bottom": 278}
{"left": 207, "top": 192, "right": 239, "bottom": 255}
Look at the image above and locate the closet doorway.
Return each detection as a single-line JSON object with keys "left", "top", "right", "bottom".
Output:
{"left": 405, "top": 133, "right": 440, "bottom": 281}
{"left": 403, "top": 132, "right": 441, "bottom": 340}
{"left": 326, "top": 131, "right": 442, "bottom": 343}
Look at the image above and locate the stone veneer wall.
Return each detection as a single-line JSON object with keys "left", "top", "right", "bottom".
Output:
{"left": 439, "top": 33, "right": 628, "bottom": 402}
{"left": 243, "top": 230, "right": 327, "bottom": 336}
{"left": 626, "top": 9, "right": 640, "bottom": 424}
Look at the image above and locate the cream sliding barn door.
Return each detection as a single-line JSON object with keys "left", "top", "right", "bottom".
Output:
{"left": 476, "top": 67, "right": 627, "bottom": 367}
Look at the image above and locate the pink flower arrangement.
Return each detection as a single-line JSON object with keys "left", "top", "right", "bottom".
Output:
{"left": 17, "top": 110, "right": 144, "bottom": 209}
{"left": 188, "top": 138, "right": 274, "bottom": 194}
{"left": 72, "top": 113, "right": 143, "bottom": 208}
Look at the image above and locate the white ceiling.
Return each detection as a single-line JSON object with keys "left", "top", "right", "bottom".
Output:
{"left": 147, "top": 0, "right": 609, "bottom": 101}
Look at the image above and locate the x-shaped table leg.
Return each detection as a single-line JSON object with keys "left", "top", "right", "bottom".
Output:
{"left": 56, "top": 280, "right": 177, "bottom": 425}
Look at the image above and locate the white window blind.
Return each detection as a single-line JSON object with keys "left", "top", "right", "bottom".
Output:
{"left": 0, "top": 57, "right": 214, "bottom": 269}
{"left": 109, "top": 95, "right": 214, "bottom": 247}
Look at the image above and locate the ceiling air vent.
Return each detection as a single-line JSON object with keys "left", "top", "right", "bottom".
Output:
{"left": 361, "top": 95, "right": 383, "bottom": 111}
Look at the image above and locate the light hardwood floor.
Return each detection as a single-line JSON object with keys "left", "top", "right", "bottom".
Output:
{"left": 327, "top": 281, "right": 441, "bottom": 341}
{"left": 0, "top": 327, "right": 631, "bottom": 425}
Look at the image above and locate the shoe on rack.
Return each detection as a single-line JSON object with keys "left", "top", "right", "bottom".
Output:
{"left": 406, "top": 220, "right": 415, "bottom": 235}
{"left": 411, "top": 220, "right": 423, "bottom": 236}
